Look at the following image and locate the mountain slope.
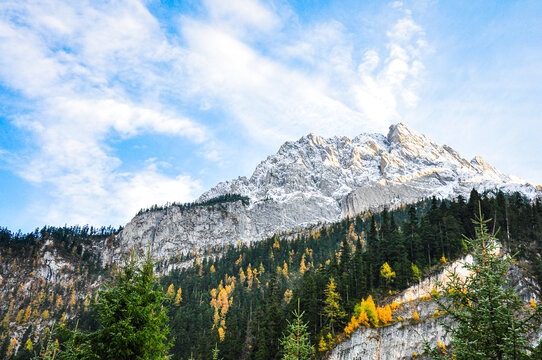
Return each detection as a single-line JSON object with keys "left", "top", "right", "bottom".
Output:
{"left": 328, "top": 255, "right": 540, "bottom": 360}
{"left": 119, "top": 123, "right": 540, "bottom": 259}
{"left": 2, "top": 190, "right": 542, "bottom": 360}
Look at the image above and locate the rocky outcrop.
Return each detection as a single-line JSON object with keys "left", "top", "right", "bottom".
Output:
{"left": 328, "top": 301, "right": 450, "bottom": 360}
{"left": 117, "top": 195, "right": 338, "bottom": 259}
{"left": 118, "top": 123, "right": 541, "bottom": 259}
{"left": 327, "top": 254, "right": 541, "bottom": 360}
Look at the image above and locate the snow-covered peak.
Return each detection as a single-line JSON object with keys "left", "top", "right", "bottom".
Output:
{"left": 200, "top": 123, "right": 537, "bottom": 205}
{"left": 387, "top": 122, "right": 425, "bottom": 144}
{"left": 121, "top": 123, "right": 541, "bottom": 259}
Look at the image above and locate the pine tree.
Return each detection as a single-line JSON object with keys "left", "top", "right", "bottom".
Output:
{"left": 59, "top": 250, "right": 172, "bottom": 360}
{"left": 352, "top": 237, "right": 366, "bottom": 300}
{"left": 430, "top": 208, "right": 542, "bottom": 359}
{"left": 212, "top": 343, "right": 222, "bottom": 360}
{"left": 367, "top": 216, "right": 379, "bottom": 288}
{"left": 254, "top": 271, "right": 284, "bottom": 360}
{"left": 280, "top": 303, "right": 314, "bottom": 360}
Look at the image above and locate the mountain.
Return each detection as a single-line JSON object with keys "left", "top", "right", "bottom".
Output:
{"left": 118, "top": 123, "right": 540, "bottom": 259}
{"left": 2, "top": 181, "right": 542, "bottom": 360}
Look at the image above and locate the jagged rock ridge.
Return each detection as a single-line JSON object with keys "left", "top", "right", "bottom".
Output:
{"left": 118, "top": 123, "right": 541, "bottom": 258}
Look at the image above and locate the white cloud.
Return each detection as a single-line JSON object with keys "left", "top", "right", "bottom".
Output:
{"left": 203, "top": 0, "right": 280, "bottom": 35}
{"left": 387, "top": 17, "right": 422, "bottom": 42}
{"left": 0, "top": 0, "right": 207, "bottom": 227}
{"left": 358, "top": 50, "right": 380, "bottom": 73}
{"left": 0, "top": 0, "right": 428, "bottom": 227}
{"left": 38, "top": 161, "right": 202, "bottom": 227}
{"left": 179, "top": 3, "right": 427, "bottom": 140}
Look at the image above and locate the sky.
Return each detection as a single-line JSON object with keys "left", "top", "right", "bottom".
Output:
{"left": 0, "top": 0, "right": 541, "bottom": 232}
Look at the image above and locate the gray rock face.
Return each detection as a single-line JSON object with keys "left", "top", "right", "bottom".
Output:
{"left": 117, "top": 196, "right": 339, "bottom": 259}
{"left": 118, "top": 123, "right": 541, "bottom": 259}
{"left": 329, "top": 310, "right": 450, "bottom": 360}
{"left": 326, "top": 255, "right": 470, "bottom": 360}
{"left": 327, "top": 254, "right": 541, "bottom": 360}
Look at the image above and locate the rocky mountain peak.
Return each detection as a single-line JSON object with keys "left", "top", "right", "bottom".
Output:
{"left": 471, "top": 155, "right": 497, "bottom": 172}
{"left": 118, "top": 123, "right": 541, "bottom": 259}
{"left": 387, "top": 122, "right": 424, "bottom": 144}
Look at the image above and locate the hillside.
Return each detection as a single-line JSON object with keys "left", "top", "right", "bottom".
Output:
{"left": 1, "top": 190, "right": 542, "bottom": 359}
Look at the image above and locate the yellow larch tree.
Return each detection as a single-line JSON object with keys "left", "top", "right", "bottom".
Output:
{"left": 380, "top": 262, "right": 396, "bottom": 288}
{"left": 239, "top": 268, "right": 246, "bottom": 284}
{"left": 246, "top": 264, "right": 254, "bottom": 289}
{"left": 175, "top": 287, "right": 183, "bottom": 305}
{"left": 24, "top": 338, "right": 32, "bottom": 351}
{"left": 281, "top": 262, "right": 289, "bottom": 279}
{"left": 283, "top": 289, "right": 293, "bottom": 304}
{"left": 7, "top": 338, "right": 17, "bottom": 357}
{"left": 210, "top": 277, "right": 235, "bottom": 342}
{"left": 69, "top": 289, "right": 77, "bottom": 308}
{"left": 318, "top": 336, "right": 328, "bottom": 352}
{"left": 15, "top": 309, "right": 24, "bottom": 323}
{"left": 55, "top": 295, "right": 63, "bottom": 310}
{"left": 358, "top": 295, "right": 378, "bottom": 327}
{"left": 323, "top": 278, "right": 346, "bottom": 335}
{"left": 167, "top": 284, "right": 176, "bottom": 300}
{"left": 300, "top": 254, "right": 308, "bottom": 275}
{"left": 377, "top": 305, "right": 392, "bottom": 325}
{"left": 1, "top": 311, "right": 10, "bottom": 328}
{"left": 23, "top": 305, "right": 32, "bottom": 322}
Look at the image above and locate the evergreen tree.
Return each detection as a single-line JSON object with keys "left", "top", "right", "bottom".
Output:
{"left": 404, "top": 205, "right": 421, "bottom": 264}
{"left": 351, "top": 237, "right": 366, "bottom": 301}
{"left": 280, "top": 304, "right": 314, "bottom": 360}
{"left": 366, "top": 216, "right": 379, "bottom": 289}
{"left": 338, "top": 237, "right": 352, "bottom": 303}
{"left": 430, "top": 209, "right": 542, "bottom": 359}
{"left": 212, "top": 343, "right": 222, "bottom": 360}
{"left": 254, "top": 271, "right": 283, "bottom": 360}
{"left": 298, "top": 272, "right": 319, "bottom": 338}
{"left": 60, "top": 251, "right": 172, "bottom": 360}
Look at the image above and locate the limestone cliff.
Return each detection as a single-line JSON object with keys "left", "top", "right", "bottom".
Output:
{"left": 327, "top": 255, "right": 540, "bottom": 360}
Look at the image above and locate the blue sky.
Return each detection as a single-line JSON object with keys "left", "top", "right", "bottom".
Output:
{"left": 0, "top": 0, "right": 541, "bottom": 231}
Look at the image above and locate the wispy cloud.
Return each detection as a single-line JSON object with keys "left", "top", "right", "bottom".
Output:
{"left": 0, "top": 0, "right": 428, "bottom": 227}
{"left": 0, "top": 0, "right": 207, "bottom": 226}
{"left": 178, "top": 0, "right": 427, "bottom": 142}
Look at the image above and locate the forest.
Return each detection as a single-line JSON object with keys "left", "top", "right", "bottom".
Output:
{"left": 136, "top": 193, "right": 250, "bottom": 216}
{"left": 1, "top": 189, "right": 542, "bottom": 359}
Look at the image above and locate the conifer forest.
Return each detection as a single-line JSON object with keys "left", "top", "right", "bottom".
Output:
{"left": 2, "top": 190, "right": 542, "bottom": 359}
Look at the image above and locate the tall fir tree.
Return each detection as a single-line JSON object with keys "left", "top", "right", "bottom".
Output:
{"left": 430, "top": 209, "right": 542, "bottom": 360}
{"left": 58, "top": 251, "right": 172, "bottom": 360}
{"left": 280, "top": 302, "right": 314, "bottom": 360}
